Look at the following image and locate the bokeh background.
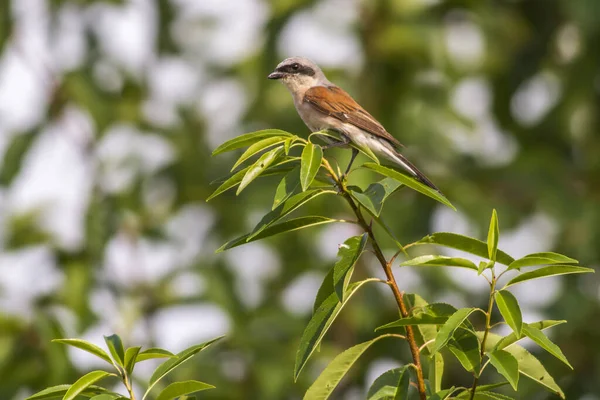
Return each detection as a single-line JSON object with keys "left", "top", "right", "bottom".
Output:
{"left": 0, "top": 0, "right": 599, "bottom": 399}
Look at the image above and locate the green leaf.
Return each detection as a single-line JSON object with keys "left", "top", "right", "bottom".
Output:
{"left": 135, "top": 348, "right": 176, "bottom": 362}
{"left": 468, "top": 392, "right": 515, "bottom": 400}
{"left": 231, "top": 137, "right": 287, "bottom": 171}
{"left": 63, "top": 371, "right": 116, "bottom": 400}
{"left": 494, "top": 320, "right": 566, "bottom": 351}
{"left": 217, "top": 216, "right": 340, "bottom": 252}
{"left": 249, "top": 189, "right": 334, "bottom": 240}
{"left": 480, "top": 332, "right": 565, "bottom": 398}
{"left": 237, "top": 147, "right": 283, "bottom": 194}
{"left": 400, "top": 255, "right": 477, "bottom": 271}
{"left": 404, "top": 296, "right": 458, "bottom": 355}
{"left": 155, "top": 381, "right": 215, "bottom": 400}
{"left": 350, "top": 178, "right": 403, "bottom": 216}
{"left": 362, "top": 163, "right": 455, "bottom": 210}
{"left": 376, "top": 314, "right": 448, "bottom": 330}
{"left": 454, "top": 383, "right": 510, "bottom": 399}
{"left": 414, "top": 232, "right": 514, "bottom": 265}
{"left": 52, "top": 339, "right": 113, "bottom": 365}
{"left": 504, "top": 265, "right": 594, "bottom": 288}
{"left": 89, "top": 395, "right": 128, "bottom": 400}
{"left": 507, "top": 252, "right": 579, "bottom": 271}
{"left": 144, "top": 337, "right": 223, "bottom": 400}
{"left": 124, "top": 346, "right": 141, "bottom": 376}
{"left": 433, "top": 308, "right": 477, "bottom": 353}
{"left": 212, "top": 129, "right": 292, "bottom": 155}
{"left": 103, "top": 334, "right": 125, "bottom": 368}
{"left": 448, "top": 328, "right": 481, "bottom": 376}
{"left": 314, "top": 267, "right": 336, "bottom": 313}
{"left": 487, "top": 209, "right": 499, "bottom": 262}
{"left": 25, "top": 385, "right": 108, "bottom": 400}
{"left": 295, "top": 278, "right": 380, "bottom": 380}
{"left": 333, "top": 234, "right": 368, "bottom": 301}
{"left": 367, "top": 366, "right": 410, "bottom": 400}
{"left": 273, "top": 166, "right": 300, "bottom": 209}
{"left": 300, "top": 142, "right": 323, "bottom": 191}
{"left": 303, "top": 335, "right": 392, "bottom": 400}
{"left": 494, "top": 290, "right": 522, "bottom": 336}
{"left": 429, "top": 387, "right": 458, "bottom": 400}
{"left": 429, "top": 352, "right": 444, "bottom": 392}
{"left": 487, "top": 350, "right": 519, "bottom": 390}
{"left": 521, "top": 325, "right": 572, "bottom": 368}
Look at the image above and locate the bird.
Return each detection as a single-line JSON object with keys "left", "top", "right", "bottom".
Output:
{"left": 267, "top": 56, "right": 440, "bottom": 192}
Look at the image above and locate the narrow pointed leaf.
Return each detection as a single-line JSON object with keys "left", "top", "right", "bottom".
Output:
{"left": 63, "top": 371, "right": 116, "bottom": 400}
{"left": 454, "top": 383, "right": 510, "bottom": 399}
{"left": 507, "top": 252, "right": 579, "bottom": 271}
{"left": 367, "top": 366, "right": 410, "bottom": 400}
{"left": 314, "top": 267, "right": 335, "bottom": 313}
{"left": 333, "top": 234, "right": 368, "bottom": 301}
{"left": 429, "top": 387, "right": 458, "bottom": 400}
{"left": 404, "top": 296, "right": 458, "bottom": 355}
{"left": 414, "top": 232, "right": 514, "bottom": 265}
{"left": 448, "top": 328, "right": 481, "bottom": 376}
{"left": 124, "top": 346, "right": 141, "bottom": 376}
{"left": 300, "top": 142, "right": 323, "bottom": 191}
{"left": 217, "top": 216, "right": 340, "bottom": 252}
{"left": 231, "top": 137, "right": 287, "bottom": 171}
{"left": 237, "top": 147, "right": 283, "bottom": 194}
{"left": 212, "top": 129, "right": 291, "bottom": 155}
{"left": 273, "top": 166, "right": 300, "bottom": 209}
{"left": 303, "top": 335, "right": 392, "bottom": 400}
{"left": 400, "top": 255, "right": 477, "bottom": 271}
{"left": 249, "top": 189, "right": 334, "bottom": 240}
{"left": 487, "top": 209, "right": 499, "bottom": 261}
{"left": 495, "top": 320, "right": 566, "bottom": 351}
{"left": 504, "top": 265, "right": 593, "bottom": 288}
{"left": 89, "top": 395, "right": 128, "bottom": 400}
{"left": 155, "top": 381, "right": 215, "bottom": 400}
{"left": 429, "top": 352, "right": 444, "bottom": 392}
{"left": 362, "top": 163, "right": 454, "bottom": 210}
{"left": 495, "top": 290, "right": 522, "bottom": 336}
{"left": 487, "top": 350, "right": 519, "bottom": 390}
{"left": 103, "top": 334, "right": 125, "bottom": 368}
{"left": 25, "top": 385, "right": 107, "bottom": 400}
{"left": 350, "top": 178, "right": 403, "bottom": 216}
{"left": 52, "top": 339, "right": 113, "bottom": 365}
{"left": 479, "top": 332, "right": 565, "bottom": 398}
{"left": 521, "top": 325, "right": 572, "bottom": 368}
{"left": 136, "top": 348, "right": 176, "bottom": 362}
{"left": 294, "top": 279, "right": 380, "bottom": 380}
{"left": 433, "top": 308, "right": 477, "bottom": 353}
{"left": 376, "top": 314, "right": 448, "bottom": 330}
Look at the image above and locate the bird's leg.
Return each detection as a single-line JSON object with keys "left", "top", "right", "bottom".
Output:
{"left": 344, "top": 148, "right": 359, "bottom": 176}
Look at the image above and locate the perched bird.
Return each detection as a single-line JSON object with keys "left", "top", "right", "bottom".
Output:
{"left": 268, "top": 56, "right": 440, "bottom": 192}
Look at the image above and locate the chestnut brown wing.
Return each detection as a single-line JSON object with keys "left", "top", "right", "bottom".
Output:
{"left": 303, "top": 85, "right": 403, "bottom": 148}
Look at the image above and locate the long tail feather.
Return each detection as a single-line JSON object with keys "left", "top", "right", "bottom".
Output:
{"left": 387, "top": 150, "right": 441, "bottom": 193}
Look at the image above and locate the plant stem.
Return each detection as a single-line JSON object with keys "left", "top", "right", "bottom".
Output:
{"left": 469, "top": 272, "right": 497, "bottom": 400}
{"left": 124, "top": 375, "right": 136, "bottom": 400}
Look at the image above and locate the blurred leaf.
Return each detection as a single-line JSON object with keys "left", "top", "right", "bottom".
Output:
{"left": 231, "top": 136, "right": 287, "bottom": 171}
{"left": 237, "top": 147, "right": 284, "bottom": 194}
{"left": 217, "top": 216, "right": 341, "bottom": 252}
{"left": 448, "top": 328, "right": 481, "bottom": 376}
{"left": 249, "top": 189, "right": 335, "bottom": 240}
{"left": 0, "top": 132, "right": 36, "bottom": 186}
{"left": 103, "top": 334, "right": 125, "bottom": 368}
{"left": 414, "top": 232, "right": 514, "bottom": 265}
{"left": 145, "top": 336, "right": 223, "bottom": 399}
{"left": 433, "top": 308, "right": 477, "bottom": 353}
{"left": 295, "top": 278, "right": 380, "bottom": 380}
{"left": 429, "top": 352, "right": 444, "bottom": 392}
{"left": 124, "top": 346, "right": 141, "bottom": 376}
{"left": 212, "top": 129, "right": 292, "bottom": 155}
{"left": 521, "top": 325, "right": 572, "bottom": 369}
{"left": 366, "top": 366, "right": 410, "bottom": 400}
{"left": 300, "top": 142, "right": 323, "bottom": 191}
{"left": 362, "top": 163, "right": 455, "bottom": 210}
{"left": 350, "top": 178, "right": 403, "bottom": 216}
{"left": 333, "top": 233, "right": 368, "bottom": 302}
{"left": 25, "top": 385, "right": 108, "bottom": 400}
{"left": 273, "top": 166, "right": 300, "bottom": 209}
{"left": 495, "top": 290, "right": 522, "bottom": 336}
{"left": 155, "top": 381, "right": 215, "bottom": 400}
{"left": 487, "top": 209, "right": 499, "bottom": 262}
{"left": 89, "top": 394, "right": 129, "bottom": 400}
{"left": 487, "top": 350, "right": 519, "bottom": 390}
{"left": 495, "top": 320, "right": 566, "bottom": 351}
{"left": 400, "top": 255, "right": 478, "bottom": 271}
{"left": 136, "top": 348, "right": 177, "bottom": 362}
{"left": 454, "top": 383, "right": 510, "bottom": 399}
{"left": 466, "top": 392, "right": 515, "bottom": 399}
{"left": 63, "top": 371, "right": 116, "bottom": 400}
{"left": 52, "top": 339, "right": 113, "bottom": 365}
{"left": 504, "top": 265, "right": 594, "bottom": 288}
{"left": 429, "top": 387, "right": 457, "bottom": 400}
{"left": 303, "top": 335, "right": 392, "bottom": 400}
{"left": 507, "top": 252, "right": 578, "bottom": 271}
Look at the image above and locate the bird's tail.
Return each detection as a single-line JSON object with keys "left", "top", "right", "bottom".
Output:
{"left": 386, "top": 150, "right": 441, "bottom": 193}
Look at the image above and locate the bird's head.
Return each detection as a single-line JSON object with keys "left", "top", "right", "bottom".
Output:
{"left": 268, "top": 57, "right": 328, "bottom": 92}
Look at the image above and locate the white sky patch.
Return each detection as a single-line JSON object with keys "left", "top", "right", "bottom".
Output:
{"left": 511, "top": 71, "right": 562, "bottom": 126}
{"left": 444, "top": 11, "right": 485, "bottom": 69}
{"left": 364, "top": 358, "right": 403, "bottom": 395}
{"left": 452, "top": 77, "right": 491, "bottom": 121}
{"left": 281, "top": 271, "right": 324, "bottom": 315}
{"left": 556, "top": 23, "right": 581, "bottom": 64}
{"left": 316, "top": 223, "right": 362, "bottom": 260}
{"left": 51, "top": 3, "right": 87, "bottom": 72}
{"left": 165, "top": 204, "right": 215, "bottom": 265}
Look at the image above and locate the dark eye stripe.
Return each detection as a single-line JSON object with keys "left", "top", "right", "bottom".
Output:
{"left": 276, "top": 64, "right": 315, "bottom": 76}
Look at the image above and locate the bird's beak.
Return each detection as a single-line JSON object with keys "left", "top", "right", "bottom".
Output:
{"left": 267, "top": 71, "right": 284, "bottom": 80}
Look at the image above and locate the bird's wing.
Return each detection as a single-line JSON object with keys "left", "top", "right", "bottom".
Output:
{"left": 303, "top": 85, "right": 403, "bottom": 148}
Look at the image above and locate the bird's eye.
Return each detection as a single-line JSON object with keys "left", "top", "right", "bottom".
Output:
{"left": 291, "top": 63, "right": 300, "bottom": 70}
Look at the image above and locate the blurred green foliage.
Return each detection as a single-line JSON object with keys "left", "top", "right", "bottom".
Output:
{"left": 0, "top": 0, "right": 599, "bottom": 399}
